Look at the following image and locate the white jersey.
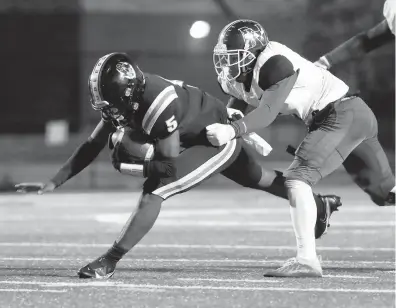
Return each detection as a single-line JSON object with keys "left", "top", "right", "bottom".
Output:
{"left": 219, "top": 41, "right": 349, "bottom": 124}
{"left": 384, "top": 0, "right": 396, "bottom": 34}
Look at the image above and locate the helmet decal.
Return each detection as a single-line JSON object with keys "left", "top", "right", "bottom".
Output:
{"left": 116, "top": 62, "right": 136, "bottom": 80}
{"left": 239, "top": 25, "right": 267, "bottom": 50}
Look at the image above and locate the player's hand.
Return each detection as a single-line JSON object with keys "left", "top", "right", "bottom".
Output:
{"left": 226, "top": 107, "right": 244, "bottom": 120}
{"left": 314, "top": 56, "right": 331, "bottom": 70}
{"left": 206, "top": 123, "right": 236, "bottom": 146}
{"left": 15, "top": 181, "right": 56, "bottom": 195}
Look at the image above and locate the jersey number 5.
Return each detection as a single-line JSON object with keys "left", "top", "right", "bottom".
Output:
{"left": 165, "top": 115, "right": 178, "bottom": 132}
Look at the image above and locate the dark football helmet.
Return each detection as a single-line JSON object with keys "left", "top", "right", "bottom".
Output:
{"left": 213, "top": 19, "right": 269, "bottom": 82}
{"left": 88, "top": 52, "right": 145, "bottom": 126}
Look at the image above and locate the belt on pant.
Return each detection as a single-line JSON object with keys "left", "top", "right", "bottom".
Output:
{"left": 307, "top": 95, "right": 356, "bottom": 126}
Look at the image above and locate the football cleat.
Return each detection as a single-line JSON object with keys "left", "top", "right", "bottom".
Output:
{"left": 78, "top": 256, "right": 116, "bottom": 279}
{"left": 264, "top": 257, "right": 323, "bottom": 278}
{"left": 315, "top": 194, "right": 342, "bottom": 239}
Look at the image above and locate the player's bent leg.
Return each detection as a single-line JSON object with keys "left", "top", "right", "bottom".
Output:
{"left": 343, "top": 136, "right": 395, "bottom": 206}
{"left": 78, "top": 140, "right": 242, "bottom": 279}
{"left": 221, "top": 142, "right": 342, "bottom": 239}
{"left": 78, "top": 193, "right": 163, "bottom": 279}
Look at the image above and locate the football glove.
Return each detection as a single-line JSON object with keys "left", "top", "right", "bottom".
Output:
{"left": 15, "top": 181, "right": 56, "bottom": 194}
{"left": 206, "top": 123, "right": 236, "bottom": 147}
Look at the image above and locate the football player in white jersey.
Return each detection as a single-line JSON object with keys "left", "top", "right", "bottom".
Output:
{"left": 207, "top": 19, "right": 395, "bottom": 278}
{"left": 315, "top": 0, "right": 395, "bottom": 69}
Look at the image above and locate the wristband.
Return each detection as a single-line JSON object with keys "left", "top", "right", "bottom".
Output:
{"left": 230, "top": 120, "right": 247, "bottom": 138}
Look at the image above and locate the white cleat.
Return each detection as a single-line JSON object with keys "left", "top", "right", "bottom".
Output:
{"left": 264, "top": 257, "right": 323, "bottom": 278}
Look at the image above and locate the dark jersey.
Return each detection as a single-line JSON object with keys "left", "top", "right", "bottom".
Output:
{"left": 50, "top": 74, "right": 229, "bottom": 187}
{"left": 137, "top": 74, "right": 228, "bottom": 147}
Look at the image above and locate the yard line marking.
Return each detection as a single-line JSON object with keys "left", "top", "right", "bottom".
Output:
{"left": 95, "top": 215, "right": 395, "bottom": 227}
{"left": 0, "top": 257, "right": 393, "bottom": 267}
{"left": 2, "top": 215, "right": 394, "bottom": 228}
{"left": 0, "top": 242, "right": 394, "bottom": 252}
{"left": 0, "top": 281, "right": 164, "bottom": 292}
{"left": 179, "top": 275, "right": 377, "bottom": 282}
{"left": 0, "top": 288, "right": 67, "bottom": 293}
{"left": 322, "top": 275, "right": 377, "bottom": 279}
{"left": 178, "top": 278, "right": 277, "bottom": 283}
{"left": 0, "top": 281, "right": 392, "bottom": 293}
{"left": 2, "top": 206, "right": 394, "bottom": 216}
{"left": 249, "top": 228, "right": 384, "bottom": 234}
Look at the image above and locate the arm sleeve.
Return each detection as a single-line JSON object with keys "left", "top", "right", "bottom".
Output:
{"left": 230, "top": 55, "right": 298, "bottom": 136}
{"left": 50, "top": 120, "right": 114, "bottom": 187}
{"left": 324, "top": 20, "right": 394, "bottom": 67}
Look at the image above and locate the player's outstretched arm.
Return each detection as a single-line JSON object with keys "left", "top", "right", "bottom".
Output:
{"left": 207, "top": 55, "right": 297, "bottom": 147}
{"left": 16, "top": 120, "right": 114, "bottom": 194}
{"left": 315, "top": 20, "right": 394, "bottom": 70}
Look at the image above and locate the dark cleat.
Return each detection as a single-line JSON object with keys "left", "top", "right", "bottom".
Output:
{"left": 315, "top": 195, "right": 342, "bottom": 239}
{"left": 78, "top": 256, "right": 116, "bottom": 279}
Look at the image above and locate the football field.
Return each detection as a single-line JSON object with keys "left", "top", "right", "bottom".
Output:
{"left": 0, "top": 184, "right": 395, "bottom": 308}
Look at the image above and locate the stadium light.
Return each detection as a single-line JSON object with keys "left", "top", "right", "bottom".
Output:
{"left": 189, "top": 21, "right": 211, "bottom": 39}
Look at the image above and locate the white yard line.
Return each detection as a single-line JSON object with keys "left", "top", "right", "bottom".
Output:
{"left": 0, "top": 288, "right": 67, "bottom": 293}
{"left": 0, "top": 281, "right": 392, "bottom": 294}
{"left": 0, "top": 242, "right": 394, "bottom": 252}
{"left": 249, "top": 228, "right": 384, "bottom": 234}
{"left": 0, "top": 257, "right": 394, "bottom": 267}
{"left": 95, "top": 215, "right": 395, "bottom": 227}
{"left": 179, "top": 275, "right": 378, "bottom": 283}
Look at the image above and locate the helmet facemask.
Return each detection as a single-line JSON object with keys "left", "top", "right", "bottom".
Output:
{"left": 213, "top": 43, "right": 257, "bottom": 82}
{"left": 213, "top": 20, "right": 269, "bottom": 85}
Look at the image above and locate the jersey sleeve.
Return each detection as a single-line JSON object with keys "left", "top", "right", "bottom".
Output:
{"left": 258, "top": 55, "right": 295, "bottom": 91}
{"left": 142, "top": 85, "right": 182, "bottom": 139}
{"left": 384, "top": 0, "right": 396, "bottom": 35}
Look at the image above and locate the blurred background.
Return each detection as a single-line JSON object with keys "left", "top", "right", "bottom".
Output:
{"left": 0, "top": 0, "right": 394, "bottom": 191}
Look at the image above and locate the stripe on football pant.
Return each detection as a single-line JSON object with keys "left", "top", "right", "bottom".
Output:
{"left": 152, "top": 139, "right": 237, "bottom": 199}
{"left": 142, "top": 85, "right": 178, "bottom": 135}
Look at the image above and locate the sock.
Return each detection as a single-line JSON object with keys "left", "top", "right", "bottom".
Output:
{"left": 104, "top": 241, "right": 128, "bottom": 263}
{"left": 285, "top": 179, "right": 317, "bottom": 262}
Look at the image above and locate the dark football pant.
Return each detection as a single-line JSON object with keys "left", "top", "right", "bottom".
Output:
{"left": 284, "top": 96, "right": 394, "bottom": 206}
{"left": 144, "top": 139, "right": 284, "bottom": 200}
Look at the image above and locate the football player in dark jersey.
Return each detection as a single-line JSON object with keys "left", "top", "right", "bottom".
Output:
{"left": 315, "top": 0, "right": 395, "bottom": 69}
{"left": 16, "top": 52, "right": 341, "bottom": 279}
{"left": 209, "top": 19, "right": 395, "bottom": 277}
